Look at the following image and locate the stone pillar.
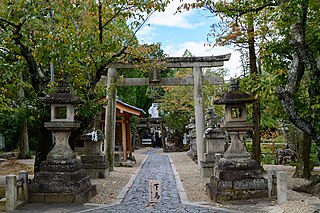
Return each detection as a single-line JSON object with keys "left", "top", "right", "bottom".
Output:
{"left": 6, "top": 174, "right": 17, "bottom": 212}
{"left": 214, "top": 153, "right": 223, "bottom": 176}
{"left": 277, "top": 171, "right": 288, "bottom": 204}
{"left": 81, "top": 130, "right": 109, "bottom": 179}
{"left": 193, "top": 66, "right": 205, "bottom": 169}
{"left": 200, "top": 127, "right": 226, "bottom": 177}
{"left": 18, "top": 171, "right": 28, "bottom": 202}
{"left": 267, "top": 169, "right": 277, "bottom": 198}
{"left": 105, "top": 67, "right": 117, "bottom": 171}
{"left": 186, "top": 118, "right": 197, "bottom": 161}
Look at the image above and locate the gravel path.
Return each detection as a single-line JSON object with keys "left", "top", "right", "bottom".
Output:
{"left": 167, "top": 151, "right": 320, "bottom": 213}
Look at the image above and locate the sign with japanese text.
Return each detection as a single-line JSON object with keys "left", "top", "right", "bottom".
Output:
{"left": 149, "top": 180, "right": 161, "bottom": 202}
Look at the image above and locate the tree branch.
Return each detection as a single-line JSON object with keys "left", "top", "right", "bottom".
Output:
{"left": 277, "top": 88, "right": 312, "bottom": 135}
{"left": 89, "top": 12, "right": 154, "bottom": 99}
{"left": 0, "top": 17, "right": 18, "bottom": 28}
{"left": 12, "top": 22, "right": 42, "bottom": 94}
{"left": 205, "top": 1, "right": 278, "bottom": 18}
{"left": 101, "top": 4, "right": 126, "bottom": 30}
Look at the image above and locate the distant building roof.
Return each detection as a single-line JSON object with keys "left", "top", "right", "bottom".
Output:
{"left": 116, "top": 98, "right": 145, "bottom": 117}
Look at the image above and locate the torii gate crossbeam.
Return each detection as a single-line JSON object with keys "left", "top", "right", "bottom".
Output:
{"left": 103, "top": 54, "right": 231, "bottom": 171}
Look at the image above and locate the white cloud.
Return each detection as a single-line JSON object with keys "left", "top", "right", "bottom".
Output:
{"left": 136, "top": 25, "right": 156, "bottom": 43}
{"left": 163, "top": 41, "right": 242, "bottom": 78}
{"left": 148, "top": 0, "right": 202, "bottom": 29}
{"left": 136, "top": 1, "right": 242, "bottom": 79}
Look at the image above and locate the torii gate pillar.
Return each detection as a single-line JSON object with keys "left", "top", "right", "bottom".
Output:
{"left": 104, "top": 68, "right": 117, "bottom": 171}
{"left": 193, "top": 66, "right": 205, "bottom": 169}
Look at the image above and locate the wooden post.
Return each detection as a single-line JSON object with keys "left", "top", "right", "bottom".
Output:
{"left": 105, "top": 68, "right": 117, "bottom": 171}
{"left": 193, "top": 66, "right": 205, "bottom": 169}
{"left": 160, "top": 122, "right": 165, "bottom": 149}
{"left": 121, "top": 115, "right": 127, "bottom": 161}
{"left": 126, "top": 118, "right": 132, "bottom": 157}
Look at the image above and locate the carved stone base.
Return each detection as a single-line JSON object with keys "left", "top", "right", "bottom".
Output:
{"left": 200, "top": 161, "right": 215, "bottom": 178}
{"left": 206, "top": 157, "right": 268, "bottom": 201}
{"left": 29, "top": 158, "right": 97, "bottom": 204}
{"left": 206, "top": 181, "right": 268, "bottom": 201}
{"left": 81, "top": 155, "right": 109, "bottom": 179}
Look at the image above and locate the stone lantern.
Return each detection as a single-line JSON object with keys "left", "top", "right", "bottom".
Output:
{"left": 186, "top": 118, "right": 197, "bottom": 161}
{"left": 206, "top": 79, "right": 268, "bottom": 201}
{"left": 28, "top": 83, "right": 96, "bottom": 204}
{"left": 43, "top": 84, "right": 82, "bottom": 160}
{"left": 214, "top": 79, "right": 255, "bottom": 159}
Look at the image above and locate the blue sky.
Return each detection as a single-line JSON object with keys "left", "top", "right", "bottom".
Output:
{"left": 136, "top": 0, "right": 242, "bottom": 78}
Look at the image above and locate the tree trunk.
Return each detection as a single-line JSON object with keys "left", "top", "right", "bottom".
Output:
{"left": 17, "top": 119, "right": 30, "bottom": 159}
{"left": 293, "top": 132, "right": 311, "bottom": 178}
{"left": 174, "top": 130, "right": 184, "bottom": 149}
{"left": 34, "top": 120, "right": 52, "bottom": 173}
{"left": 17, "top": 72, "right": 30, "bottom": 159}
{"left": 247, "top": 14, "right": 261, "bottom": 165}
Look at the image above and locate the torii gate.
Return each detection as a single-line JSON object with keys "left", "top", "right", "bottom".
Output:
{"left": 102, "top": 54, "right": 231, "bottom": 171}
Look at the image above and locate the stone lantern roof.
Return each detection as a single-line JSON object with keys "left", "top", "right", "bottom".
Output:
{"left": 41, "top": 82, "right": 83, "bottom": 104}
{"left": 214, "top": 79, "right": 255, "bottom": 105}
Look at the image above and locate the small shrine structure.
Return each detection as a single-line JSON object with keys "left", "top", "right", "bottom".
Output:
{"left": 100, "top": 98, "right": 145, "bottom": 165}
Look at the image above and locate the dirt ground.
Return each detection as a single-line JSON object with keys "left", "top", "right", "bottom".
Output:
{"left": 0, "top": 159, "right": 34, "bottom": 176}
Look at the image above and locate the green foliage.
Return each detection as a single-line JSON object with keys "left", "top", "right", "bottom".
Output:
{"left": 0, "top": 0, "right": 172, "bottom": 152}
{"left": 310, "top": 142, "right": 319, "bottom": 167}
{"left": 245, "top": 140, "right": 287, "bottom": 165}
{"left": 179, "top": 0, "right": 320, "bottom": 148}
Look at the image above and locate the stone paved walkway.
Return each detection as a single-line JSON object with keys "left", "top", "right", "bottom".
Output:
{"left": 12, "top": 148, "right": 237, "bottom": 213}
{"left": 80, "top": 148, "right": 235, "bottom": 213}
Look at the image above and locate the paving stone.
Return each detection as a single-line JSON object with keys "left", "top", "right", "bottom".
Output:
{"left": 12, "top": 148, "right": 237, "bottom": 213}
{"left": 82, "top": 149, "right": 235, "bottom": 213}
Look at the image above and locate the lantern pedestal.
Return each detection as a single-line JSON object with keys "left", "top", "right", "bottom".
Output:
{"left": 206, "top": 132, "right": 268, "bottom": 201}
{"left": 206, "top": 128, "right": 268, "bottom": 201}
{"left": 29, "top": 123, "right": 97, "bottom": 203}
{"left": 80, "top": 132, "right": 109, "bottom": 179}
